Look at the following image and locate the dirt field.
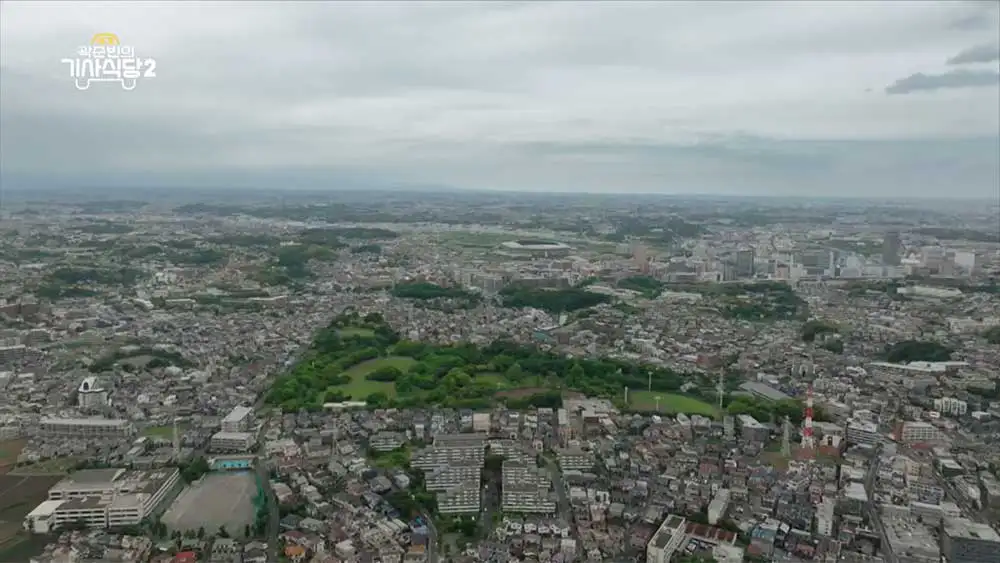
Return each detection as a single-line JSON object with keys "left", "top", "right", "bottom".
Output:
{"left": 0, "top": 475, "right": 62, "bottom": 548}
{"left": 0, "top": 440, "right": 26, "bottom": 476}
{"left": 495, "top": 387, "right": 551, "bottom": 399}
{"left": 161, "top": 472, "right": 256, "bottom": 537}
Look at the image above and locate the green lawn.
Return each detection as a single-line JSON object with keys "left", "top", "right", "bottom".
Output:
{"left": 141, "top": 423, "right": 189, "bottom": 439}
{"left": 629, "top": 391, "right": 719, "bottom": 418}
{"left": 339, "top": 356, "right": 417, "bottom": 398}
{"left": 339, "top": 327, "right": 375, "bottom": 338}
{"left": 475, "top": 372, "right": 509, "bottom": 387}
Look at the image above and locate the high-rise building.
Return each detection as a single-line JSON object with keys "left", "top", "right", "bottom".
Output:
{"left": 735, "top": 248, "right": 755, "bottom": 278}
{"left": 883, "top": 232, "right": 901, "bottom": 266}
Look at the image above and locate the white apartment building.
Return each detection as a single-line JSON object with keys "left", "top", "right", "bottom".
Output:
{"left": 934, "top": 397, "right": 968, "bottom": 416}
{"left": 647, "top": 515, "right": 688, "bottom": 563}
{"left": 437, "top": 483, "right": 481, "bottom": 515}
{"left": 39, "top": 417, "right": 135, "bottom": 438}
{"left": 900, "top": 422, "right": 946, "bottom": 445}
{"left": 221, "top": 406, "right": 254, "bottom": 433}
{"left": 502, "top": 462, "right": 556, "bottom": 514}
{"left": 25, "top": 468, "right": 179, "bottom": 532}
{"left": 210, "top": 431, "right": 255, "bottom": 453}
{"left": 846, "top": 419, "right": 879, "bottom": 446}
{"left": 708, "top": 489, "right": 730, "bottom": 525}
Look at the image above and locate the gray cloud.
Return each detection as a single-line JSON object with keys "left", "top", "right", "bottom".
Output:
{"left": 947, "top": 42, "right": 1000, "bottom": 65}
{"left": 885, "top": 69, "right": 1000, "bottom": 95}
{"left": 1, "top": 1, "right": 999, "bottom": 198}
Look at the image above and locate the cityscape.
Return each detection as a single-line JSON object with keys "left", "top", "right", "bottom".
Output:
{"left": 1, "top": 0, "right": 998, "bottom": 562}
{"left": 0, "top": 188, "right": 997, "bottom": 563}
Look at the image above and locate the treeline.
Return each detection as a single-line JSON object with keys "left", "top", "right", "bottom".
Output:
{"left": 90, "top": 346, "right": 193, "bottom": 373}
{"left": 391, "top": 282, "right": 479, "bottom": 301}
{"left": 500, "top": 285, "right": 611, "bottom": 313}
{"left": 801, "top": 320, "right": 838, "bottom": 342}
{"left": 884, "top": 340, "right": 954, "bottom": 364}
{"left": 984, "top": 326, "right": 1000, "bottom": 345}
{"left": 727, "top": 396, "right": 827, "bottom": 426}
{"left": 617, "top": 275, "right": 664, "bottom": 298}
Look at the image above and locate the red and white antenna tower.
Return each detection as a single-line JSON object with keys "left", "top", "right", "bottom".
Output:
{"left": 800, "top": 385, "right": 816, "bottom": 454}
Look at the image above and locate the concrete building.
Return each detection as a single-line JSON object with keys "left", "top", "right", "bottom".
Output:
{"left": 77, "top": 376, "right": 109, "bottom": 409}
{"left": 24, "top": 468, "right": 180, "bottom": 532}
{"left": 900, "top": 421, "right": 945, "bottom": 445}
{"left": 555, "top": 447, "right": 594, "bottom": 472}
{"left": 941, "top": 517, "right": 1000, "bottom": 563}
{"left": 220, "top": 406, "right": 254, "bottom": 433}
{"left": 646, "top": 514, "right": 688, "bottom": 563}
{"left": 846, "top": 419, "right": 879, "bottom": 447}
{"left": 933, "top": 397, "right": 968, "bottom": 417}
{"left": 502, "top": 461, "right": 556, "bottom": 514}
{"left": 209, "top": 431, "right": 256, "bottom": 453}
{"left": 436, "top": 483, "right": 481, "bottom": 515}
{"left": 708, "top": 489, "right": 730, "bottom": 525}
{"left": 39, "top": 417, "right": 135, "bottom": 439}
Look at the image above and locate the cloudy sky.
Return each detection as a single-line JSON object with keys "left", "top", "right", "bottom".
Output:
{"left": 1, "top": 1, "right": 998, "bottom": 198}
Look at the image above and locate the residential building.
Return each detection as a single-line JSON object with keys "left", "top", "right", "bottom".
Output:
{"left": 39, "top": 417, "right": 135, "bottom": 438}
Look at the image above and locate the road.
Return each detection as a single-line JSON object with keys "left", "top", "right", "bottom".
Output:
{"left": 254, "top": 459, "right": 280, "bottom": 563}
{"left": 543, "top": 455, "right": 576, "bottom": 539}
{"left": 865, "top": 446, "right": 896, "bottom": 563}
{"left": 420, "top": 511, "right": 438, "bottom": 563}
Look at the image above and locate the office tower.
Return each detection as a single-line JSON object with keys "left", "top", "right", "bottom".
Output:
{"left": 735, "top": 248, "right": 755, "bottom": 278}
{"left": 882, "top": 232, "right": 901, "bottom": 266}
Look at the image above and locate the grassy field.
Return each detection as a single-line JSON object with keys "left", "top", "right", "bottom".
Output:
{"left": 10, "top": 458, "right": 77, "bottom": 476}
{"left": 340, "top": 356, "right": 417, "bottom": 399}
{"left": 141, "top": 423, "right": 189, "bottom": 439}
{"left": 628, "top": 391, "right": 719, "bottom": 417}
{"left": 338, "top": 326, "right": 375, "bottom": 338}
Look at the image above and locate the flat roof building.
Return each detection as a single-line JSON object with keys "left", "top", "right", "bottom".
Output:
{"left": 27, "top": 467, "right": 180, "bottom": 531}
{"left": 39, "top": 417, "right": 135, "bottom": 438}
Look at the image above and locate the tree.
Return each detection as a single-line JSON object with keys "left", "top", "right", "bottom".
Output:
{"left": 197, "top": 526, "right": 205, "bottom": 539}
{"left": 218, "top": 525, "right": 229, "bottom": 538}
{"left": 505, "top": 362, "right": 525, "bottom": 383}
{"left": 244, "top": 524, "right": 251, "bottom": 538}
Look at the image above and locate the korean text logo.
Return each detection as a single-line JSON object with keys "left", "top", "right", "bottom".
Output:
{"left": 61, "top": 33, "right": 157, "bottom": 91}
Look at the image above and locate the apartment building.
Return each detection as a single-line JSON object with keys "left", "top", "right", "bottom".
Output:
{"left": 39, "top": 417, "right": 135, "bottom": 438}
{"left": 24, "top": 468, "right": 179, "bottom": 532}
{"left": 646, "top": 515, "right": 688, "bottom": 563}
{"left": 411, "top": 433, "right": 486, "bottom": 515}
{"left": 502, "top": 461, "right": 556, "bottom": 514}
{"left": 437, "top": 483, "right": 481, "bottom": 515}
{"left": 555, "top": 447, "right": 594, "bottom": 472}
{"left": 900, "top": 422, "right": 946, "bottom": 445}
{"left": 210, "top": 431, "right": 256, "bottom": 453}
{"left": 708, "top": 489, "right": 730, "bottom": 525}
{"left": 369, "top": 431, "right": 406, "bottom": 453}
{"left": 221, "top": 406, "right": 254, "bottom": 433}
{"left": 933, "top": 397, "right": 968, "bottom": 417}
{"left": 411, "top": 433, "right": 486, "bottom": 472}
{"left": 846, "top": 419, "right": 879, "bottom": 447}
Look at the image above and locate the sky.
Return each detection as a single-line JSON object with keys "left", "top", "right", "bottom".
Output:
{"left": 1, "top": 1, "right": 998, "bottom": 198}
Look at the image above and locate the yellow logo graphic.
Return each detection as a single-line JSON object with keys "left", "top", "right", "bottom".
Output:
{"left": 90, "top": 33, "right": 120, "bottom": 46}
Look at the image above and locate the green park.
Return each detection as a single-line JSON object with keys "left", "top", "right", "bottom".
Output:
{"left": 264, "top": 312, "right": 811, "bottom": 424}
